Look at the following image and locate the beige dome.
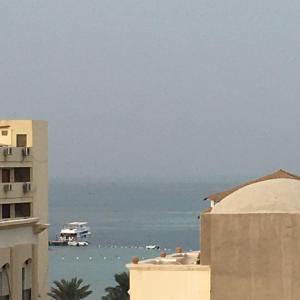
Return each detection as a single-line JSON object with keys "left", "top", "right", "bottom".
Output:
{"left": 211, "top": 179, "right": 300, "bottom": 213}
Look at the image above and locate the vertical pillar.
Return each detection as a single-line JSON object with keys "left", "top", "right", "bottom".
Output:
{"left": 10, "top": 246, "right": 21, "bottom": 300}
{"left": 10, "top": 244, "right": 33, "bottom": 300}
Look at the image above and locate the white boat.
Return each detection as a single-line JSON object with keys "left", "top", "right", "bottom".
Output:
{"left": 68, "top": 240, "right": 89, "bottom": 246}
{"left": 146, "top": 245, "right": 160, "bottom": 250}
{"left": 59, "top": 222, "right": 91, "bottom": 246}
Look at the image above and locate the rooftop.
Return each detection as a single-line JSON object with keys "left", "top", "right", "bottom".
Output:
{"left": 205, "top": 169, "right": 300, "bottom": 203}
{"left": 211, "top": 178, "right": 300, "bottom": 213}
{"left": 139, "top": 251, "right": 199, "bottom": 265}
{"left": 126, "top": 251, "right": 209, "bottom": 271}
{"left": 67, "top": 222, "right": 88, "bottom": 226}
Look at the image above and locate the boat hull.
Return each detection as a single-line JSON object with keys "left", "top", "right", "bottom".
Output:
{"left": 49, "top": 240, "right": 68, "bottom": 246}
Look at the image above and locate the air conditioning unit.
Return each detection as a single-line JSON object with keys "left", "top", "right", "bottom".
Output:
{"left": 22, "top": 147, "right": 31, "bottom": 156}
{"left": 23, "top": 183, "right": 31, "bottom": 193}
{"left": 3, "top": 147, "right": 12, "bottom": 156}
{"left": 3, "top": 184, "right": 12, "bottom": 193}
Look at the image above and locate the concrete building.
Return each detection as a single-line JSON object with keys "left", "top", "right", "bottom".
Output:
{"left": 127, "top": 251, "right": 210, "bottom": 300}
{"left": 128, "top": 169, "right": 300, "bottom": 300}
{"left": 0, "top": 120, "right": 48, "bottom": 300}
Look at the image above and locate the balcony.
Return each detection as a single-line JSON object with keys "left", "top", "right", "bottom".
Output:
{"left": 0, "top": 182, "right": 33, "bottom": 200}
{"left": 0, "top": 147, "right": 33, "bottom": 164}
{"left": 127, "top": 251, "right": 211, "bottom": 300}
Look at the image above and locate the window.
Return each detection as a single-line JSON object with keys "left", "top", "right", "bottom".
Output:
{"left": 16, "top": 134, "right": 27, "bottom": 147}
{"left": 1, "top": 170, "right": 10, "bottom": 183}
{"left": 14, "top": 168, "right": 30, "bottom": 183}
{"left": 22, "top": 260, "right": 32, "bottom": 300}
{"left": 15, "top": 203, "right": 31, "bottom": 218}
{"left": 1, "top": 131, "right": 8, "bottom": 136}
{"left": 0, "top": 265, "right": 10, "bottom": 300}
{"left": 2, "top": 205, "right": 10, "bottom": 219}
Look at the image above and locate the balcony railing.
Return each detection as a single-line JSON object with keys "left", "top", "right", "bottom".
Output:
{"left": 0, "top": 147, "right": 33, "bottom": 163}
{"left": 0, "top": 182, "right": 34, "bottom": 199}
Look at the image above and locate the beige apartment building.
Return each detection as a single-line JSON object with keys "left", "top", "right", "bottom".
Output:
{"left": 128, "top": 169, "right": 300, "bottom": 300}
{"left": 0, "top": 120, "right": 48, "bottom": 300}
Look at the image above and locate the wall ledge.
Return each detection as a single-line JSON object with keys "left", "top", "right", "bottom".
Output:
{"left": 0, "top": 217, "right": 38, "bottom": 229}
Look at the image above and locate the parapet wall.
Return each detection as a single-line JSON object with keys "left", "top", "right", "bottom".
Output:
{"left": 128, "top": 263, "right": 210, "bottom": 300}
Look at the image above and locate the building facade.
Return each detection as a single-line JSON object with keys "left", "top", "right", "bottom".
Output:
{"left": 201, "top": 170, "right": 300, "bottom": 300}
{"left": 0, "top": 120, "right": 48, "bottom": 300}
{"left": 128, "top": 169, "right": 300, "bottom": 300}
{"left": 127, "top": 251, "right": 210, "bottom": 300}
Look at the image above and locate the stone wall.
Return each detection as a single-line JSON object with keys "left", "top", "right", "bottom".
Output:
{"left": 201, "top": 213, "right": 300, "bottom": 300}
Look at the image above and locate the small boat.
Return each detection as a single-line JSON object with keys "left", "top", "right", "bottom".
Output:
{"left": 68, "top": 241, "right": 89, "bottom": 246}
{"left": 49, "top": 222, "right": 91, "bottom": 247}
{"left": 146, "top": 245, "right": 160, "bottom": 250}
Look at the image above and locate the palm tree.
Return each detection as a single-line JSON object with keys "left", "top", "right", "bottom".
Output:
{"left": 48, "top": 277, "right": 93, "bottom": 300}
{"left": 101, "top": 272, "right": 129, "bottom": 300}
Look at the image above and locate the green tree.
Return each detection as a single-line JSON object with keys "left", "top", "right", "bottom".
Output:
{"left": 48, "top": 277, "right": 93, "bottom": 300}
{"left": 101, "top": 272, "right": 129, "bottom": 300}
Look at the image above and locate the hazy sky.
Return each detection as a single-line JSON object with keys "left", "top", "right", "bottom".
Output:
{"left": 1, "top": 1, "right": 300, "bottom": 179}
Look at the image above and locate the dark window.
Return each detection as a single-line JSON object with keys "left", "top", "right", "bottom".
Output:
{"left": 2, "top": 205, "right": 10, "bottom": 219}
{"left": 22, "top": 267, "right": 24, "bottom": 291}
{"left": 1, "top": 131, "right": 8, "bottom": 136}
{"left": 16, "top": 134, "right": 27, "bottom": 147}
{"left": 22, "top": 263, "right": 31, "bottom": 300}
{"left": 14, "top": 168, "right": 30, "bottom": 182}
{"left": 22, "top": 289, "right": 31, "bottom": 300}
{"left": 15, "top": 203, "right": 31, "bottom": 218}
{"left": 0, "top": 266, "right": 9, "bottom": 300}
{"left": 1, "top": 169, "right": 10, "bottom": 183}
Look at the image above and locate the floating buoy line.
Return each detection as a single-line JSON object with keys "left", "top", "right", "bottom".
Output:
{"left": 52, "top": 244, "right": 194, "bottom": 262}
{"left": 50, "top": 243, "right": 175, "bottom": 251}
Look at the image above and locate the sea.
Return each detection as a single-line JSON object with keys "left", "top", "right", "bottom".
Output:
{"left": 48, "top": 178, "right": 235, "bottom": 299}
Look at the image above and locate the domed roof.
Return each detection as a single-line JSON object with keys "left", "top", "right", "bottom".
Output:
{"left": 205, "top": 169, "right": 300, "bottom": 203}
{"left": 211, "top": 178, "right": 300, "bottom": 213}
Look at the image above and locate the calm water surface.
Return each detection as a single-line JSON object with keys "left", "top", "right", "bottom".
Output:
{"left": 49, "top": 179, "right": 233, "bottom": 298}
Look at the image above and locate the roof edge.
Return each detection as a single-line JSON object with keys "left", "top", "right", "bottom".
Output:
{"left": 205, "top": 169, "right": 300, "bottom": 203}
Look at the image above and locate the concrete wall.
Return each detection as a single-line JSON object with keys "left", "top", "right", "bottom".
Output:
{"left": 0, "top": 244, "right": 33, "bottom": 299}
{"left": 200, "top": 213, "right": 211, "bottom": 266}
{"left": 128, "top": 264, "right": 211, "bottom": 300}
{"left": 10, "top": 244, "right": 33, "bottom": 299}
{"left": 201, "top": 213, "right": 300, "bottom": 300}
{"left": 0, "top": 120, "right": 33, "bottom": 147}
{"left": 0, "top": 226, "right": 37, "bottom": 247}
{"left": 32, "top": 120, "right": 49, "bottom": 299}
